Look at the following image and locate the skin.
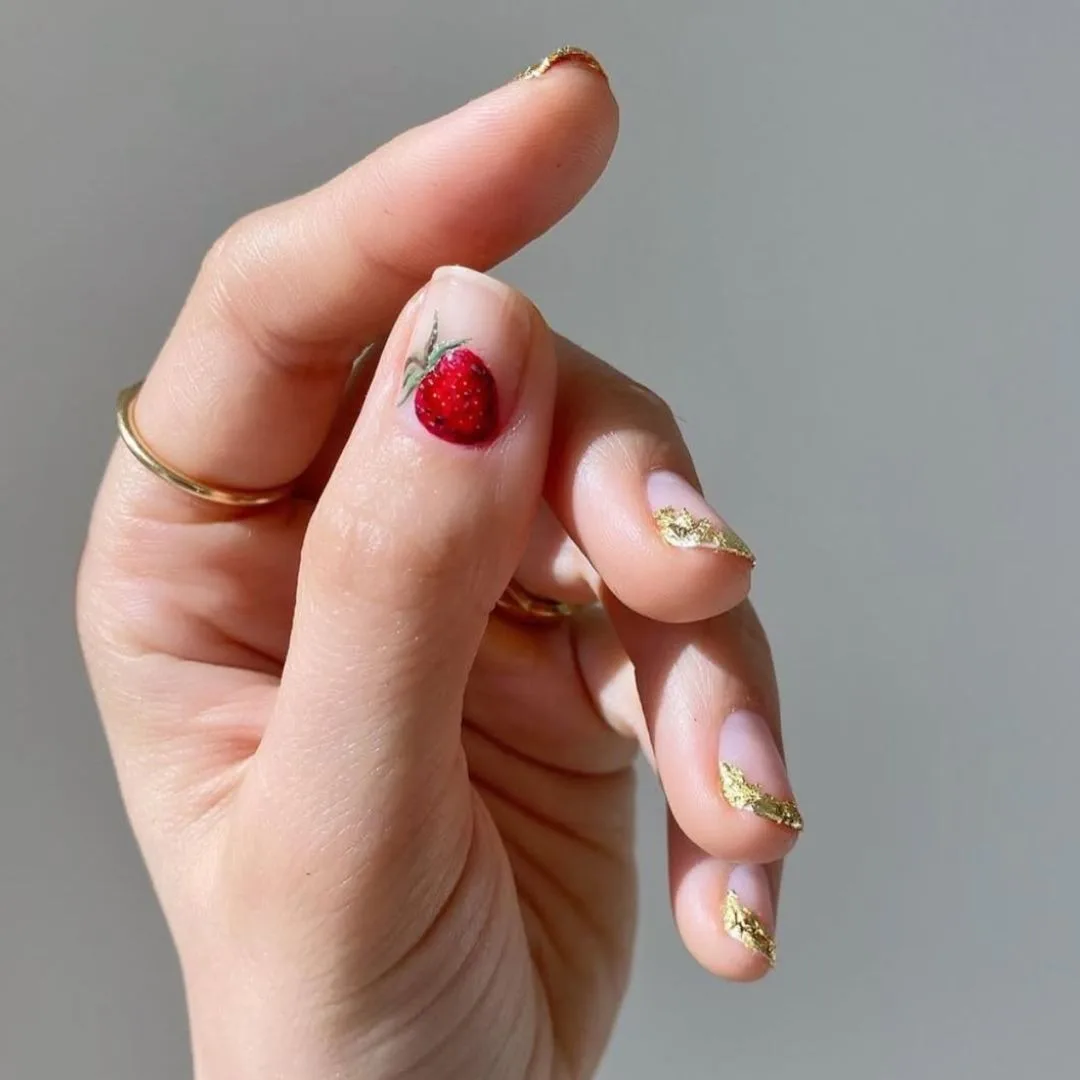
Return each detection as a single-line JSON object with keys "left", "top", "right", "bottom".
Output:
{"left": 77, "top": 59, "right": 799, "bottom": 1080}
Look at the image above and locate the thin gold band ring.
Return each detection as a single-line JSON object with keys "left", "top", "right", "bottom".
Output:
{"left": 116, "top": 380, "right": 574, "bottom": 622}
{"left": 116, "top": 381, "right": 295, "bottom": 507}
{"left": 494, "top": 580, "right": 576, "bottom": 625}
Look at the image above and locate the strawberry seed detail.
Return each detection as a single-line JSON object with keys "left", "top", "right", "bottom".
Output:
{"left": 400, "top": 313, "right": 498, "bottom": 445}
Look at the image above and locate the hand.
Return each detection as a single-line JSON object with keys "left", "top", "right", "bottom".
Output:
{"left": 78, "top": 51, "right": 801, "bottom": 1080}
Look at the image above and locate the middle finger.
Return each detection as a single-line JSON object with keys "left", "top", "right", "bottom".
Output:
{"left": 516, "top": 336, "right": 757, "bottom": 624}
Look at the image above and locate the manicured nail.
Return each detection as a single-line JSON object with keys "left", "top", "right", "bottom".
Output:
{"left": 719, "top": 710, "right": 803, "bottom": 832}
{"left": 514, "top": 45, "right": 608, "bottom": 82}
{"left": 398, "top": 266, "right": 528, "bottom": 446}
{"left": 723, "top": 865, "right": 777, "bottom": 966}
{"left": 646, "top": 471, "right": 755, "bottom": 564}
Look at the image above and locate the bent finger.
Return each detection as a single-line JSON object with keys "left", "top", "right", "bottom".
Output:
{"left": 600, "top": 597, "right": 802, "bottom": 866}
{"left": 526, "top": 336, "right": 754, "bottom": 622}
{"left": 111, "top": 53, "right": 615, "bottom": 520}
{"left": 669, "top": 817, "right": 785, "bottom": 981}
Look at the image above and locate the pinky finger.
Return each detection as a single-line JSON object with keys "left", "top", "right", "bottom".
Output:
{"left": 669, "top": 815, "right": 783, "bottom": 981}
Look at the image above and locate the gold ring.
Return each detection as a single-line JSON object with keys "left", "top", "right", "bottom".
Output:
{"left": 116, "top": 381, "right": 294, "bottom": 507}
{"left": 494, "top": 580, "right": 576, "bottom": 625}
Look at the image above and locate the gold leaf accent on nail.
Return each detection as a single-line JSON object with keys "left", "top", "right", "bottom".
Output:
{"left": 723, "top": 890, "right": 777, "bottom": 966}
{"left": 652, "top": 506, "right": 756, "bottom": 564}
{"left": 720, "top": 762, "right": 804, "bottom": 831}
{"left": 515, "top": 45, "right": 608, "bottom": 82}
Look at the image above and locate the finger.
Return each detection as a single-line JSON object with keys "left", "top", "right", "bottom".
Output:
{"left": 531, "top": 336, "right": 754, "bottom": 623}
{"left": 295, "top": 337, "right": 386, "bottom": 497}
{"left": 113, "top": 55, "right": 615, "bottom": 516}
{"left": 598, "top": 597, "right": 801, "bottom": 865}
{"left": 253, "top": 268, "right": 556, "bottom": 875}
{"left": 669, "top": 817, "right": 784, "bottom": 981}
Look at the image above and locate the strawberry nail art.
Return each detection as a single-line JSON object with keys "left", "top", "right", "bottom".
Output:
{"left": 399, "top": 313, "right": 499, "bottom": 445}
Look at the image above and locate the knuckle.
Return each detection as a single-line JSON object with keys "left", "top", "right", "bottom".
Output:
{"left": 201, "top": 211, "right": 266, "bottom": 290}
{"left": 198, "top": 210, "right": 302, "bottom": 356}
{"left": 196, "top": 208, "right": 353, "bottom": 379}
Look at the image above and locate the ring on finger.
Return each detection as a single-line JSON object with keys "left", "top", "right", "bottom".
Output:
{"left": 116, "top": 381, "right": 295, "bottom": 507}
{"left": 494, "top": 580, "right": 577, "bottom": 625}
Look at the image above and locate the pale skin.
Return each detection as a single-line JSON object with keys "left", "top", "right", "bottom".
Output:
{"left": 77, "top": 54, "right": 801, "bottom": 1080}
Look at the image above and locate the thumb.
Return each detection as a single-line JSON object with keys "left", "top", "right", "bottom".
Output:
{"left": 241, "top": 266, "right": 555, "bottom": 929}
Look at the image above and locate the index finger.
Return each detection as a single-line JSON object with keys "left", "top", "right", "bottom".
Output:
{"left": 120, "top": 48, "right": 615, "bottom": 514}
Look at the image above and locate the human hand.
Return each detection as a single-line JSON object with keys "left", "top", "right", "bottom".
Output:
{"left": 77, "top": 49, "right": 801, "bottom": 1080}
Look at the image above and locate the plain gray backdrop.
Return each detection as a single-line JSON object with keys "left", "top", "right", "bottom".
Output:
{"left": 3, "top": 2, "right": 1078, "bottom": 1077}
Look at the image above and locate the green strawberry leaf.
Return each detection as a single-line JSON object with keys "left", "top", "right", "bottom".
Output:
{"left": 396, "top": 318, "right": 471, "bottom": 405}
{"left": 423, "top": 313, "right": 440, "bottom": 362}
{"left": 426, "top": 338, "right": 469, "bottom": 368}
{"left": 398, "top": 358, "right": 428, "bottom": 403}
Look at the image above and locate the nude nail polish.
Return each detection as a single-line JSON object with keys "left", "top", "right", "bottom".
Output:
{"left": 398, "top": 266, "right": 527, "bottom": 446}
{"left": 718, "top": 709, "right": 803, "bottom": 832}
{"left": 646, "top": 471, "right": 755, "bottom": 564}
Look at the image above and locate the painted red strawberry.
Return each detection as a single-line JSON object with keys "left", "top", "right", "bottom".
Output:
{"left": 399, "top": 314, "right": 499, "bottom": 445}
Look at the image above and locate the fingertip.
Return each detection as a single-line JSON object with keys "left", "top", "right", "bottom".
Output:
{"left": 661, "top": 755, "right": 797, "bottom": 867}
{"left": 369, "top": 56, "right": 619, "bottom": 277}
{"left": 669, "top": 820, "right": 779, "bottom": 981}
{"left": 609, "top": 539, "right": 753, "bottom": 625}
{"left": 571, "top": 482, "right": 755, "bottom": 624}
{"left": 632, "top": 471, "right": 755, "bottom": 622}
{"left": 656, "top": 694, "right": 798, "bottom": 864}
{"left": 509, "top": 44, "right": 619, "bottom": 140}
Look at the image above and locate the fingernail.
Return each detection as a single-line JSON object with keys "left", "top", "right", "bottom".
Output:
{"left": 398, "top": 266, "right": 528, "bottom": 446}
{"left": 723, "top": 865, "right": 777, "bottom": 966}
{"left": 718, "top": 710, "right": 803, "bottom": 832}
{"left": 646, "top": 471, "right": 755, "bottom": 565}
{"left": 514, "top": 45, "right": 609, "bottom": 82}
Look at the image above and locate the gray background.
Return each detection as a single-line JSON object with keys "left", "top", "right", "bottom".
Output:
{"left": 2, "top": 1, "right": 1077, "bottom": 1077}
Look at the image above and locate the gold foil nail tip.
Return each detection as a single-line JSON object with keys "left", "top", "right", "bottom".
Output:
{"left": 515, "top": 46, "right": 608, "bottom": 82}
{"left": 723, "top": 890, "right": 777, "bottom": 967}
{"left": 652, "top": 506, "right": 756, "bottom": 564}
{"left": 720, "top": 762, "right": 804, "bottom": 831}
